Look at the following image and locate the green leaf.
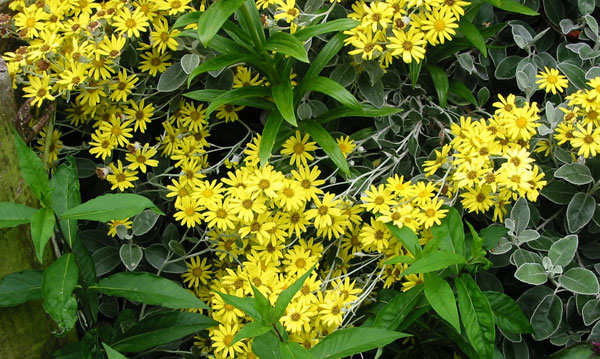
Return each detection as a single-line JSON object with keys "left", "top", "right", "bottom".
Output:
{"left": 315, "top": 105, "right": 402, "bottom": 125}
{"left": 515, "top": 263, "right": 547, "bottom": 285}
{"left": 558, "top": 62, "right": 587, "bottom": 90}
{"left": 61, "top": 193, "right": 162, "bottom": 222}
{"left": 42, "top": 253, "right": 79, "bottom": 331}
{"left": 50, "top": 157, "right": 80, "bottom": 246}
{"left": 540, "top": 180, "right": 577, "bottom": 204}
{"left": 233, "top": 0, "right": 266, "bottom": 49}
{"left": 559, "top": 268, "right": 600, "bottom": 295}
{"left": 265, "top": 32, "right": 309, "bottom": 63}
{"left": 386, "top": 223, "right": 421, "bottom": 257}
{"left": 298, "top": 120, "right": 349, "bottom": 174}
{"left": 184, "top": 89, "right": 275, "bottom": 110}
{"left": 296, "top": 77, "right": 360, "bottom": 109}
{"left": 550, "top": 344, "right": 597, "bottom": 359}
{"left": 578, "top": 0, "right": 595, "bottom": 15}
{"left": 259, "top": 112, "right": 283, "bottom": 167}
{"left": 554, "top": 163, "right": 594, "bottom": 185}
{"left": 188, "top": 53, "right": 255, "bottom": 86}
{"left": 233, "top": 320, "right": 272, "bottom": 344}
{"left": 543, "top": 0, "right": 564, "bottom": 25}
{"left": 206, "top": 86, "right": 271, "bottom": 116}
{"left": 510, "top": 197, "right": 530, "bottom": 235}
{"left": 13, "top": 128, "right": 50, "bottom": 203}
{"left": 304, "top": 32, "right": 345, "bottom": 82}
{"left": 484, "top": 291, "right": 532, "bottom": 334}
{"left": 157, "top": 62, "right": 188, "bottom": 92}
{"left": 172, "top": 11, "right": 201, "bottom": 28}
{"left": 119, "top": 244, "right": 143, "bottom": 271}
{"left": 455, "top": 274, "right": 495, "bottom": 359}
{"left": 253, "top": 331, "right": 281, "bottom": 359}
{"left": 548, "top": 234, "right": 578, "bottom": 267}
{"left": 273, "top": 265, "right": 316, "bottom": 320}
{"left": 281, "top": 341, "right": 314, "bottom": 359}
{"left": 424, "top": 273, "right": 460, "bottom": 332}
{"left": 566, "top": 192, "right": 595, "bottom": 232}
{"left": 91, "top": 272, "right": 209, "bottom": 309}
{"left": 272, "top": 81, "right": 297, "bottom": 126}
{"left": 482, "top": 0, "right": 539, "bottom": 15}
{"left": 402, "top": 251, "right": 466, "bottom": 276}
{"left": 480, "top": 225, "right": 509, "bottom": 250}
{"left": 293, "top": 19, "right": 358, "bottom": 42}
{"left": 112, "top": 312, "right": 217, "bottom": 352}
{"left": 30, "top": 207, "right": 56, "bottom": 263}
{"left": 132, "top": 210, "right": 160, "bottom": 236}
{"left": 531, "top": 294, "right": 562, "bottom": 340}
{"left": 582, "top": 299, "right": 600, "bottom": 326}
{"left": 372, "top": 285, "right": 423, "bottom": 330}
{"left": 197, "top": 0, "right": 245, "bottom": 46}
{"left": 449, "top": 80, "right": 478, "bottom": 107}
{"left": 0, "top": 269, "right": 43, "bottom": 307}
{"left": 409, "top": 61, "right": 422, "bottom": 89}
{"left": 458, "top": 21, "right": 487, "bottom": 56}
{"left": 0, "top": 202, "right": 37, "bottom": 228}
{"left": 427, "top": 207, "right": 465, "bottom": 265}
{"left": 102, "top": 343, "right": 129, "bottom": 359}
{"left": 310, "top": 327, "right": 409, "bottom": 359}
{"left": 217, "top": 291, "right": 263, "bottom": 319}
{"left": 426, "top": 65, "right": 449, "bottom": 108}
{"left": 384, "top": 255, "right": 415, "bottom": 265}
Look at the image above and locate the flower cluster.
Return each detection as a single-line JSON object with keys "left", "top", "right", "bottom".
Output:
{"left": 423, "top": 95, "right": 547, "bottom": 221}
{"left": 552, "top": 76, "right": 600, "bottom": 158}
{"left": 344, "top": 0, "right": 469, "bottom": 67}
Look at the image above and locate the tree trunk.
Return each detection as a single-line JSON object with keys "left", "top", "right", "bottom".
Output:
{"left": 0, "top": 57, "right": 75, "bottom": 358}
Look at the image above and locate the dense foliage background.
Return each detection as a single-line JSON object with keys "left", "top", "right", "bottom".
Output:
{"left": 1, "top": 0, "right": 600, "bottom": 358}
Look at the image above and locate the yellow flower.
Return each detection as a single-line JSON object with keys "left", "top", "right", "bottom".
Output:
{"left": 233, "top": 66, "right": 264, "bottom": 88}
{"left": 401, "top": 273, "right": 424, "bottom": 292}
{"left": 113, "top": 8, "right": 149, "bottom": 37}
{"left": 306, "top": 193, "right": 342, "bottom": 229}
{"left": 100, "top": 117, "right": 134, "bottom": 147}
{"left": 571, "top": 122, "right": 600, "bottom": 158}
{"left": 361, "top": 184, "right": 397, "bottom": 214}
{"left": 89, "top": 131, "right": 116, "bottom": 160}
{"left": 318, "top": 293, "right": 345, "bottom": 328}
{"left": 166, "top": 178, "right": 195, "bottom": 207}
{"left": 420, "top": 8, "right": 459, "bottom": 45}
{"left": 460, "top": 185, "right": 494, "bottom": 214}
{"left": 204, "top": 199, "right": 238, "bottom": 231}
{"left": 215, "top": 104, "right": 244, "bottom": 123}
{"left": 157, "top": 0, "right": 193, "bottom": 15}
{"left": 336, "top": 136, "right": 356, "bottom": 158}
{"left": 125, "top": 99, "right": 154, "bottom": 133}
{"left": 361, "top": 1, "right": 394, "bottom": 32}
{"left": 359, "top": 218, "right": 392, "bottom": 252}
{"left": 126, "top": 143, "right": 159, "bottom": 173}
{"left": 150, "top": 17, "right": 180, "bottom": 53}
{"left": 107, "top": 218, "right": 133, "bottom": 237}
{"left": 23, "top": 76, "right": 55, "bottom": 107}
{"left": 109, "top": 70, "right": 138, "bottom": 102}
{"left": 56, "top": 62, "right": 88, "bottom": 91}
{"left": 107, "top": 160, "right": 139, "bottom": 192}
{"left": 182, "top": 256, "right": 213, "bottom": 288}
{"left": 36, "top": 129, "right": 63, "bottom": 165}
{"left": 139, "top": 48, "right": 172, "bottom": 76}
{"left": 211, "top": 324, "right": 245, "bottom": 359}
{"left": 388, "top": 27, "right": 427, "bottom": 63}
{"left": 348, "top": 30, "right": 383, "bottom": 60}
{"left": 13, "top": 6, "right": 49, "bottom": 38}
{"left": 281, "top": 131, "right": 318, "bottom": 167}
{"left": 536, "top": 67, "right": 568, "bottom": 95}
{"left": 419, "top": 198, "right": 448, "bottom": 229}
{"left": 97, "top": 34, "right": 127, "bottom": 59}
{"left": 174, "top": 196, "right": 203, "bottom": 228}
{"left": 291, "top": 165, "right": 325, "bottom": 201}
{"left": 274, "top": 0, "right": 300, "bottom": 23}
{"left": 281, "top": 302, "right": 316, "bottom": 333}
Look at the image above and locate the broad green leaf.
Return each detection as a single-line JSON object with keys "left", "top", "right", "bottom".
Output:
{"left": 50, "top": 157, "right": 80, "bottom": 246}
{"left": 458, "top": 21, "right": 487, "bottom": 56}
{"left": 251, "top": 285, "right": 272, "bottom": 318}
{"left": 184, "top": 89, "right": 275, "bottom": 110}
{"left": 554, "top": 163, "right": 593, "bottom": 185}
{"left": 294, "top": 19, "right": 359, "bottom": 41}
{"left": 181, "top": 54, "right": 200, "bottom": 75}
{"left": 265, "top": 32, "right": 309, "bottom": 63}
{"left": 42, "top": 253, "right": 79, "bottom": 331}
{"left": 455, "top": 274, "right": 495, "bottom": 359}
{"left": 0, "top": 202, "right": 37, "bottom": 228}
{"left": 558, "top": 62, "right": 587, "bottom": 90}
{"left": 233, "top": 320, "right": 272, "bottom": 344}
{"left": 578, "top": 0, "right": 595, "bottom": 15}
{"left": 30, "top": 207, "right": 56, "bottom": 262}
{"left": 281, "top": 341, "right": 314, "bottom": 359}
{"left": 310, "top": 327, "right": 409, "bottom": 359}
{"left": 253, "top": 331, "right": 281, "bottom": 359}
{"left": 424, "top": 273, "right": 460, "bottom": 332}
{"left": 13, "top": 128, "right": 50, "bottom": 203}
{"left": 259, "top": 112, "right": 283, "bottom": 167}
{"left": 543, "top": 0, "right": 564, "bottom": 25}
{"left": 197, "top": 0, "right": 246, "bottom": 46}
{"left": 102, "top": 343, "right": 129, "bottom": 359}
{"left": 386, "top": 223, "right": 421, "bottom": 256}
{"left": 402, "top": 251, "right": 466, "bottom": 276}
{"left": 157, "top": 62, "right": 188, "bottom": 92}
{"left": 541, "top": 180, "right": 578, "bottom": 204}
{"left": 531, "top": 294, "right": 562, "bottom": 340}
{"left": 132, "top": 210, "right": 160, "bottom": 236}
{"left": 61, "top": 193, "right": 162, "bottom": 222}
{"left": 372, "top": 285, "right": 423, "bottom": 330}
{"left": 273, "top": 265, "right": 316, "bottom": 319}
{"left": 582, "top": 299, "right": 600, "bottom": 326}
{"left": 304, "top": 32, "right": 345, "bottom": 82}
{"left": 119, "top": 244, "right": 143, "bottom": 271}
{"left": 315, "top": 105, "right": 401, "bottom": 125}
{"left": 548, "top": 234, "right": 578, "bottom": 267}
{"left": 480, "top": 225, "right": 509, "bottom": 250}
{"left": 426, "top": 65, "right": 449, "bottom": 108}
{"left": 484, "top": 291, "right": 532, "bottom": 334}
{"left": 566, "top": 192, "right": 595, "bottom": 232}
{"left": 112, "top": 312, "right": 217, "bottom": 352}
{"left": 298, "top": 120, "right": 349, "bottom": 174}
{"left": 482, "top": 0, "right": 538, "bottom": 15}
{"left": 384, "top": 255, "right": 415, "bottom": 265}
{"left": 272, "top": 81, "right": 297, "bottom": 126}
{"left": 551, "top": 344, "right": 597, "bottom": 359}
{"left": 206, "top": 86, "right": 271, "bottom": 116}
{"left": 559, "top": 268, "right": 600, "bottom": 295}
{"left": 427, "top": 207, "right": 465, "bottom": 260}
{"left": 296, "top": 77, "right": 360, "bottom": 109}
{"left": 91, "top": 272, "right": 209, "bottom": 309}
{"left": 510, "top": 197, "right": 530, "bottom": 235}
{"left": 217, "top": 291, "right": 263, "bottom": 319}
{"left": 514, "top": 263, "right": 547, "bottom": 285}
{"left": 0, "top": 269, "right": 43, "bottom": 307}
{"left": 449, "top": 80, "right": 478, "bottom": 107}
{"left": 172, "top": 11, "right": 201, "bottom": 28}
{"left": 188, "top": 53, "right": 255, "bottom": 85}
{"left": 495, "top": 55, "right": 521, "bottom": 80}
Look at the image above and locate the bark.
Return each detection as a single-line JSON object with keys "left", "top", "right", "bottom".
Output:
{"left": 0, "top": 57, "right": 74, "bottom": 358}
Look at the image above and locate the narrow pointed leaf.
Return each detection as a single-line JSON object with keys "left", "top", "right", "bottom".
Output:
{"left": 426, "top": 65, "right": 449, "bottom": 108}
{"left": 372, "top": 285, "right": 423, "bottom": 330}
{"left": 13, "top": 128, "right": 50, "bottom": 203}
{"left": 102, "top": 343, "right": 129, "bottom": 359}
{"left": 298, "top": 120, "right": 349, "bottom": 174}
{"left": 296, "top": 77, "right": 360, "bottom": 109}
{"left": 304, "top": 32, "right": 345, "bottom": 81}
{"left": 265, "top": 32, "right": 309, "bottom": 63}
{"left": 316, "top": 105, "right": 402, "bottom": 125}
{"left": 402, "top": 251, "right": 466, "bottom": 276}
{"left": 0, "top": 269, "right": 43, "bottom": 307}
{"left": 0, "top": 202, "right": 37, "bottom": 228}
{"left": 217, "top": 291, "right": 263, "bottom": 319}
{"left": 61, "top": 193, "right": 163, "bottom": 222}
{"left": 30, "top": 207, "right": 56, "bottom": 262}
{"left": 294, "top": 19, "right": 359, "bottom": 41}
{"left": 424, "top": 273, "right": 460, "bottom": 333}
{"left": 42, "top": 253, "right": 79, "bottom": 331}
{"left": 259, "top": 111, "right": 284, "bottom": 167}
{"left": 197, "top": 0, "right": 246, "bottom": 46}
{"left": 274, "top": 265, "right": 316, "bottom": 319}
{"left": 184, "top": 89, "right": 275, "bottom": 110}
{"left": 188, "top": 53, "right": 256, "bottom": 86}
{"left": 458, "top": 21, "right": 487, "bottom": 56}
{"left": 310, "top": 327, "right": 410, "bottom": 359}
{"left": 206, "top": 86, "right": 271, "bottom": 116}
{"left": 50, "top": 157, "right": 80, "bottom": 246}
{"left": 272, "top": 81, "right": 297, "bottom": 126}
{"left": 233, "top": 320, "right": 272, "bottom": 344}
